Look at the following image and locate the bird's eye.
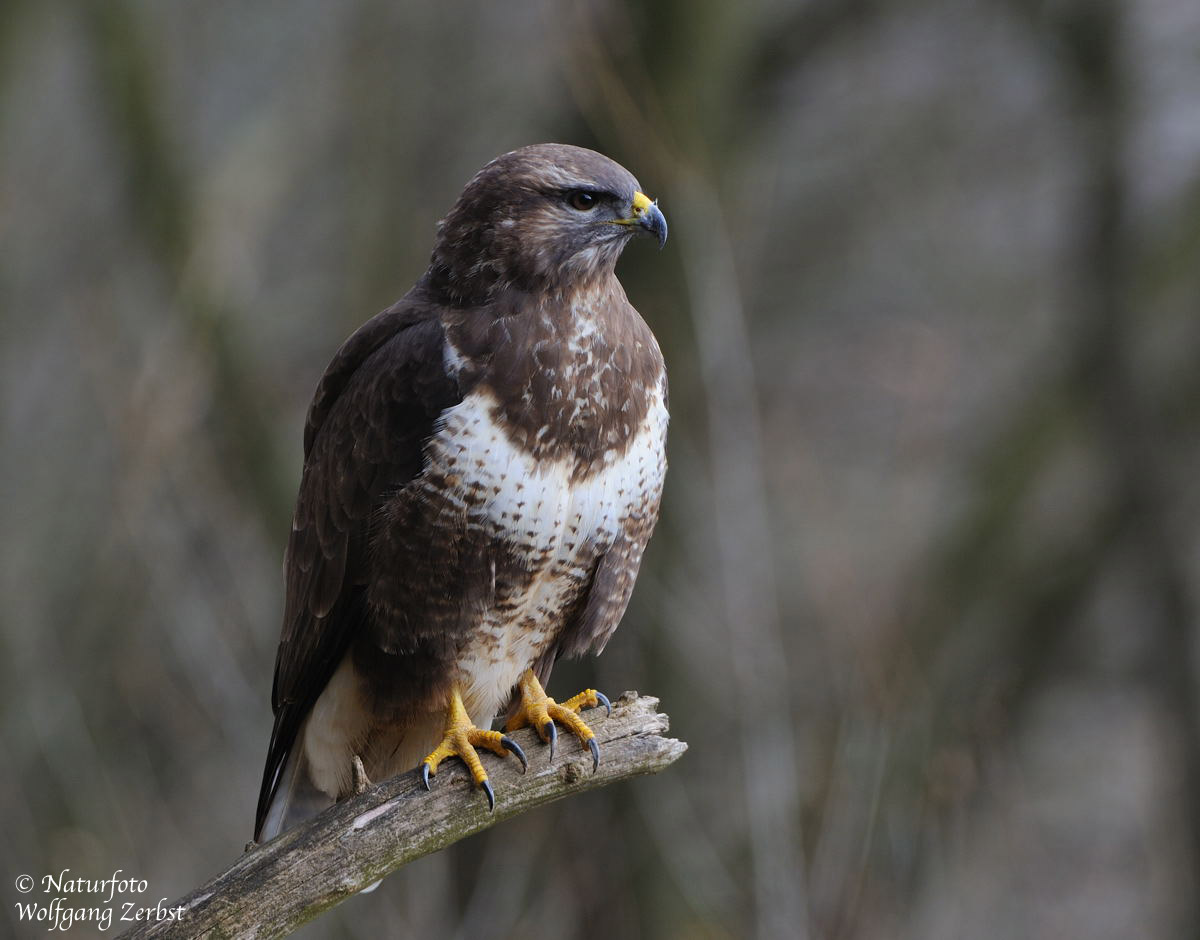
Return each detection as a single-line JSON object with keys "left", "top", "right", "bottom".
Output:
{"left": 568, "top": 190, "right": 599, "bottom": 211}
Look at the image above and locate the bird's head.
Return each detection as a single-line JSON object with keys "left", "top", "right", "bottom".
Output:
{"left": 430, "top": 143, "right": 667, "bottom": 304}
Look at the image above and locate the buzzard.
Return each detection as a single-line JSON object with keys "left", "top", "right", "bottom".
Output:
{"left": 255, "top": 144, "right": 669, "bottom": 841}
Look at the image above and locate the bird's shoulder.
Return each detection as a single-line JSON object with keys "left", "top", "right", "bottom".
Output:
{"left": 302, "top": 285, "right": 458, "bottom": 459}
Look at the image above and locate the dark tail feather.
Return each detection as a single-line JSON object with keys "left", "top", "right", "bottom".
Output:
{"left": 256, "top": 739, "right": 335, "bottom": 842}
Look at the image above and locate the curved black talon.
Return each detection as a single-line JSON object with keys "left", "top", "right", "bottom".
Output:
{"left": 502, "top": 736, "right": 528, "bottom": 773}
{"left": 595, "top": 691, "right": 612, "bottom": 718}
{"left": 481, "top": 778, "right": 496, "bottom": 812}
{"left": 421, "top": 762, "right": 432, "bottom": 791}
{"left": 587, "top": 737, "right": 600, "bottom": 773}
{"left": 543, "top": 720, "right": 558, "bottom": 762}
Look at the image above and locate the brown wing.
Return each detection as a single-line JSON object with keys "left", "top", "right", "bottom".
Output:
{"left": 255, "top": 295, "right": 460, "bottom": 838}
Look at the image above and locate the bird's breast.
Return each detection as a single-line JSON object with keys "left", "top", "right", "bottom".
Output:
{"left": 442, "top": 290, "right": 665, "bottom": 468}
{"left": 418, "top": 380, "right": 667, "bottom": 719}
{"left": 425, "top": 378, "right": 665, "bottom": 543}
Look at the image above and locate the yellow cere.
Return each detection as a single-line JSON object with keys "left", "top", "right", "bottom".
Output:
{"left": 631, "top": 191, "right": 653, "bottom": 215}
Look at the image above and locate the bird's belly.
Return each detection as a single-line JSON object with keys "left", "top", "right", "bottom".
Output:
{"left": 421, "top": 387, "right": 665, "bottom": 722}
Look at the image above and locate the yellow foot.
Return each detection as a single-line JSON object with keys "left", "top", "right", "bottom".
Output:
{"left": 420, "top": 688, "right": 527, "bottom": 811}
{"left": 505, "top": 670, "right": 612, "bottom": 771}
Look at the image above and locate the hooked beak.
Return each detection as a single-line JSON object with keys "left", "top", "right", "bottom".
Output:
{"left": 614, "top": 190, "right": 668, "bottom": 248}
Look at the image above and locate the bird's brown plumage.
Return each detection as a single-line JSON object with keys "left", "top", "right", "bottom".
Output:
{"left": 256, "top": 144, "right": 668, "bottom": 840}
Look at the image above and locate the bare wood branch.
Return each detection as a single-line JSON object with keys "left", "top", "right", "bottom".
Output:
{"left": 120, "top": 693, "right": 686, "bottom": 939}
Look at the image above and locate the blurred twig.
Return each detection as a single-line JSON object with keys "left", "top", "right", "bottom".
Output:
{"left": 81, "top": 0, "right": 293, "bottom": 533}
{"left": 872, "top": 1, "right": 1200, "bottom": 929}
{"left": 1047, "top": 1, "right": 1200, "bottom": 921}
{"left": 119, "top": 694, "right": 685, "bottom": 940}
{"left": 1001, "top": 4, "right": 1200, "bottom": 920}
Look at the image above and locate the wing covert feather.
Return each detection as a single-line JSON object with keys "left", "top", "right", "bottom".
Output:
{"left": 256, "top": 300, "right": 460, "bottom": 836}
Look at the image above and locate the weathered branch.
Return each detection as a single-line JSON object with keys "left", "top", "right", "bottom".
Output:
{"left": 120, "top": 693, "right": 685, "bottom": 939}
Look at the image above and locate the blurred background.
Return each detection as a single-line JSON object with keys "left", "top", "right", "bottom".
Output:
{"left": 3, "top": 0, "right": 1199, "bottom": 937}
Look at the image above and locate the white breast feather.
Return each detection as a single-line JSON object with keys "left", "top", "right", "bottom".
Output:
{"left": 422, "top": 384, "right": 667, "bottom": 724}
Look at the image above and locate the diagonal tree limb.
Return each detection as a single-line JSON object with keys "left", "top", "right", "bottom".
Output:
{"left": 120, "top": 693, "right": 686, "bottom": 939}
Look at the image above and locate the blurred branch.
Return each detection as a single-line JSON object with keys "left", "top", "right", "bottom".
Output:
{"left": 81, "top": 0, "right": 293, "bottom": 533}
{"left": 874, "top": 0, "right": 1200, "bottom": 924}
{"left": 1054, "top": 6, "right": 1200, "bottom": 920}
{"left": 742, "top": 0, "right": 883, "bottom": 117}
{"left": 1007, "top": 0, "right": 1200, "bottom": 918}
{"left": 118, "top": 694, "right": 685, "bottom": 940}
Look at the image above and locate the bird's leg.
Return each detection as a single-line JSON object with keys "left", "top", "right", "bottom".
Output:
{"left": 419, "top": 686, "right": 527, "bottom": 811}
{"left": 505, "top": 670, "right": 611, "bottom": 771}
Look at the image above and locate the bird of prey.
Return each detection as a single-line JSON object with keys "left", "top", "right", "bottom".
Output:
{"left": 255, "top": 144, "right": 669, "bottom": 841}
